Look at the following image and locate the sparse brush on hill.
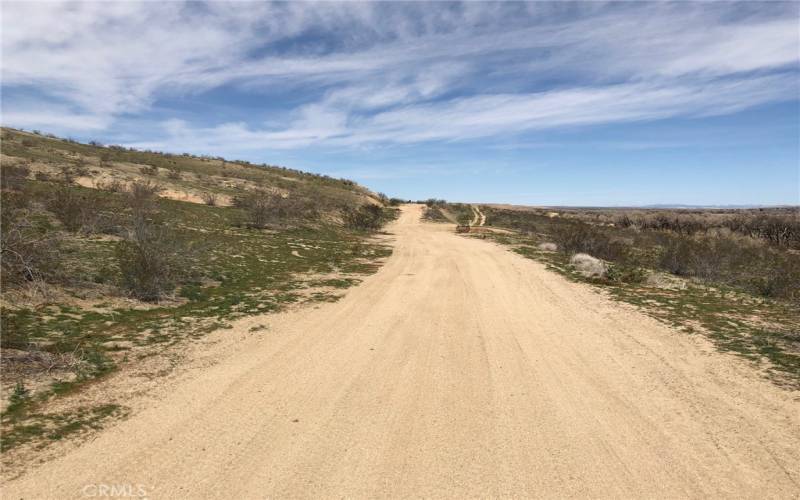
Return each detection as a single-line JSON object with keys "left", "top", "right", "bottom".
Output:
{"left": 425, "top": 198, "right": 447, "bottom": 207}
{"left": 0, "top": 193, "right": 63, "bottom": 287}
{"left": 422, "top": 206, "right": 448, "bottom": 222}
{"left": 0, "top": 164, "right": 30, "bottom": 191}
{"left": 342, "top": 204, "right": 385, "bottom": 231}
{"left": 95, "top": 178, "right": 126, "bottom": 193}
{"left": 116, "top": 219, "right": 187, "bottom": 302}
{"left": 46, "top": 186, "right": 101, "bottom": 233}
{"left": 115, "top": 181, "right": 189, "bottom": 301}
{"left": 234, "top": 191, "right": 318, "bottom": 228}
{"left": 201, "top": 192, "right": 218, "bottom": 206}
{"left": 446, "top": 203, "right": 473, "bottom": 224}
{"left": 456, "top": 212, "right": 472, "bottom": 226}
{"left": 0, "top": 127, "right": 397, "bottom": 444}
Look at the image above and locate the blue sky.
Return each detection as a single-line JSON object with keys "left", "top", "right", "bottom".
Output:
{"left": 2, "top": 1, "right": 798, "bottom": 206}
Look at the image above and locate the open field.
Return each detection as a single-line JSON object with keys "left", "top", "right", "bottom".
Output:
{"left": 2, "top": 205, "right": 799, "bottom": 498}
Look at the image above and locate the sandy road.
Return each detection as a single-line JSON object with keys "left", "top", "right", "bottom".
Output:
{"left": 4, "top": 204, "right": 800, "bottom": 498}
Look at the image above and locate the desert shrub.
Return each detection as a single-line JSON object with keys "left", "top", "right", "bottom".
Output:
{"left": 658, "top": 237, "right": 697, "bottom": 276}
{"left": 538, "top": 242, "right": 557, "bottom": 252}
{"left": 167, "top": 169, "right": 181, "bottom": 180}
{"left": 140, "top": 165, "right": 159, "bottom": 176}
{"left": 1, "top": 196, "right": 62, "bottom": 285}
{"left": 456, "top": 212, "right": 472, "bottom": 226}
{"left": 551, "top": 222, "right": 629, "bottom": 262}
{"left": 237, "top": 191, "right": 317, "bottom": 228}
{"left": 656, "top": 234, "right": 800, "bottom": 299}
{"left": 552, "top": 222, "right": 596, "bottom": 254}
{"left": 516, "top": 221, "right": 538, "bottom": 235}
{"left": 72, "top": 160, "right": 90, "bottom": 177}
{"left": 488, "top": 206, "right": 800, "bottom": 301}
{"left": 98, "top": 151, "right": 112, "bottom": 167}
{"left": 570, "top": 253, "right": 607, "bottom": 278}
{"left": 96, "top": 178, "right": 126, "bottom": 193}
{"left": 425, "top": 198, "right": 447, "bottom": 208}
{"left": 201, "top": 192, "right": 218, "bottom": 206}
{"left": 127, "top": 180, "right": 161, "bottom": 218}
{"left": 657, "top": 235, "right": 743, "bottom": 281}
{"left": 616, "top": 215, "right": 634, "bottom": 228}
{"left": 606, "top": 264, "right": 647, "bottom": 284}
{"left": 116, "top": 219, "right": 185, "bottom": 302}
{"left": 342, "top": 204, "right": 384, "bottom": 231}
{"left": 45, "top": 186, "right": 99, "bottom": 232}
{"left": 231, "top": 193, "right": 250, "bottom": 209}
{"left": 34, "top": 171, "right": 52, "bottom": 182}
{"left": 725, "top": 214, "right": 799, "bottom": 248}
{"left": 388, "top": 198, "right": 404, "bottom": 206}
{"left": 422, "top": 206, "right": 448, "bottom": 222}
{"left": 0, "top": 164, "right": 30, "bottom": 191}
{"left": 58, "top": 165, "right": 79, "bottom": 184}
{"left": 482, "top": 207, "right": 550, "bottom": 233}
{"left": 749, "top": 255, "right": 800, "bottom": 299}
{"left": 44, "top": 186, "right": 121, "bottom": 235}
{"left": 637, "top": 213, "right": 705, "bottom": 235}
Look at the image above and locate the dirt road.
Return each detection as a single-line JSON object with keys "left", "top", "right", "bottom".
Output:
{"left": 473, "top": 204, "right": 486, "bottom": 226}
{"left": 4, "top": 204, "right": 799, "bottom": 498}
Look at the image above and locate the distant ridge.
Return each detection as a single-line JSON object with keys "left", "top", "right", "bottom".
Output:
{"left": 484, "top": 203, "right": 798, "bottom": 210}
{"left": 638, "top": 204, "right": 796, "bottom": 209}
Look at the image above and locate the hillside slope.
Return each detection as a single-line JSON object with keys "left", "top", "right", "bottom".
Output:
{"left": 0, "top": 128, "right": 396, "bottom": 460}
{"left": 1, "top": 128, "right": 379, "bottom": 208}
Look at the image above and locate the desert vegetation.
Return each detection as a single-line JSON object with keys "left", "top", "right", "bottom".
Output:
{"left": 420, "top": 199, "right": 475, "bottom": 225}
{"left": 0, "top": 127, "right": 396, "bottom": 453}
{"left": 475, "top": 204, "right": 799, "bottom": 386}
{"left": 483, "top": 205, "right": 800, "bottom": 300}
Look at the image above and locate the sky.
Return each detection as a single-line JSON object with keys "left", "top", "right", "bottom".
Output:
{"left": 1, "top": 1, "right": 798, "bottom": 206}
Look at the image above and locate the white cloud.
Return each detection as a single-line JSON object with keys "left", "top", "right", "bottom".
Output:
{"left": 124, "top": 73, "right": 797, "bottom": 153}
{"left": 1, "top": 1, "right": 798, "bottom": 148}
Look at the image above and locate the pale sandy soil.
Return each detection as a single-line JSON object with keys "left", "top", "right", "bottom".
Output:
{"left": 475, "top": 204, "right": 486, "bottom": 226}
{"left": 470, "top": 205, "right": 486, "bottom": 226}
{"left": 3, "top": 204, "right": 799, "bottom": 498}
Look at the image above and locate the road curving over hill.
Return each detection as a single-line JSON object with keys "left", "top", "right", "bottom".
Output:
{"left": 4, "top": 204, "right": 800, "bottom": 498}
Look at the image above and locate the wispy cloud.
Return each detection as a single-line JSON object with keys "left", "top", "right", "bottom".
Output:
{"left": 124, "top": 72, "right": 798, "bottom": 152}
{"left": 2, "top": 1, "right": 798, "bottom": 152}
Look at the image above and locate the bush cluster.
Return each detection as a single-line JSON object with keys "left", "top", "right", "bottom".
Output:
{"left": 0, "top": 193, "right": 62, "bottom": 285}
{"left": 1, "top": 164, "right": 30, "bottom": 191}
{"left": 723, "top": 214, "right": 799, "bottom": 247}
{"left": 342, "top": 204, "right": 385, "bottom": 231}
{"left": 116, "top": 219, "right": 186, "bottom": 302}
{"left": 233, "top": 191, "right": 317, "bottom": 228}
{"left": 45, "top": 186, "right": 118, "bottom": 233}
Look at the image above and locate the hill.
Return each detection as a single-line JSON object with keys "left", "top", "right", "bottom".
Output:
{"left": 0, "top": 127, "right": 397, "bottom": 455}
